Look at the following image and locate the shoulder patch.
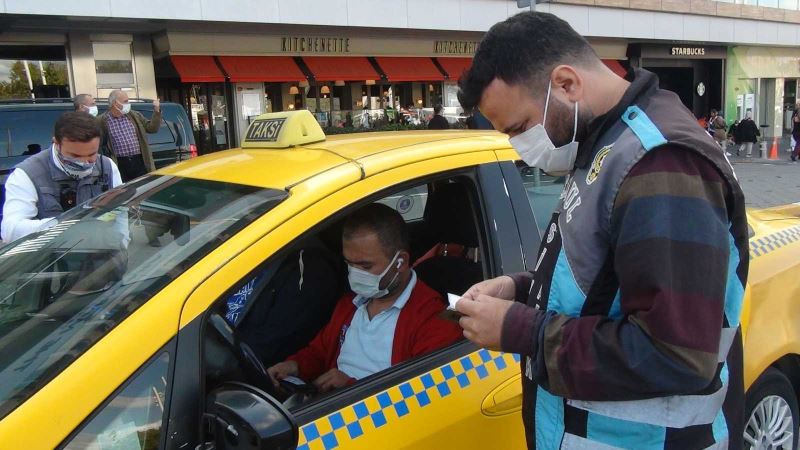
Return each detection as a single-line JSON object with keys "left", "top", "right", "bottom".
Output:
{"left": 586, "top": 145, "right": 613, "bottom": 185}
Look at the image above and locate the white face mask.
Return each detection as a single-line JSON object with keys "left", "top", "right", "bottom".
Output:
{"left": 508, "top": 81, "right": 579, "bottom": 177}
{"left": 117, "top": 101, "right": 131, "bottom": 114}
{"left": 347, "top": 251, "right": 403, "bottom": 299}
{"left": 84, "top": 105, "right": 98, "bottom": 117}
{"left": 54, "top": 145, "right": 95, "bottom": 179}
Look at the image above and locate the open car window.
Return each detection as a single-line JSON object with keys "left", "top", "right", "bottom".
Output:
{"left": 0, "top": 175, "right": 286, "bottom": 419}
{"left": 201, "top": 173, "right": 488, "bottom": 419}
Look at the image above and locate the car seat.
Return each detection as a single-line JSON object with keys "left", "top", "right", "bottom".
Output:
{"left": 413, "top": 181, "right": 484, "bottom": 298}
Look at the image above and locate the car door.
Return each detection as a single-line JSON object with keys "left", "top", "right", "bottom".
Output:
{"left": 172, "top": 153, "right": 531, "bottom": 449}
{"left": 286, "top": 161, "right": 529, "bottom": 450}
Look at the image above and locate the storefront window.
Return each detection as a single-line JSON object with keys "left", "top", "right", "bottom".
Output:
{"left": 778, "top": 0, "right": 798, "bottom": 9}
{"left": 93, "top": 43, "right": 135, "bottom": 87}
{"left": 185, "top": 84, "right": 231, "bottom": 155}
{"left": 0, "top": 45, "right": 70, "bottom": 100}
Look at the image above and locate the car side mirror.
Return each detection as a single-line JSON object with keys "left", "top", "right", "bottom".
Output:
{"left": 205, "top": 382, "right": 297, "bottom": 450}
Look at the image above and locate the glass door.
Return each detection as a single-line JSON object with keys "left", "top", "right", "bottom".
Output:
{"left": 209, "top": 85, "right": 231, "bottom": 152}
{"left": 186, "top": 83, "right": 233, "bottom": 154}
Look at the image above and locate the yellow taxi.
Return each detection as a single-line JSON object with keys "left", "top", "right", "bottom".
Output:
{"left": 741, "top": 204, "right": 800, "bottom": 449}
{"left": 0, "top": 110, "right": 796, "bottom": 450}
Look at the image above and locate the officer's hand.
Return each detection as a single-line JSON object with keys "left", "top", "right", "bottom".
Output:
{"left": 153, "top": 97, "right": 161, "bottom": 113}
{"left": 456, "top": 294, "right": 514, "bottom": 351}
{"left": 313, "top": 369, "right": 354, "bottom": 393}
{"left": 462, "top": 276, "right": 516, "bottom": 302}
{"left": 267, "top": 360, "right": 298, "bottom": 388}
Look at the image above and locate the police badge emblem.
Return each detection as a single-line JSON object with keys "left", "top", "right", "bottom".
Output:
{"left": 586, "top": 145, "right": 613, "bottom": 185}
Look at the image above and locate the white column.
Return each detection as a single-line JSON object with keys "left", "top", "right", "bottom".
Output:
{"left": 66, "top": 32, "right": 99, "bottom": 97}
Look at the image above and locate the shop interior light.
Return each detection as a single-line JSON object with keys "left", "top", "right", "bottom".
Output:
{"left": 365, "top": 79, "right": 376, "bottom": 85}
{"left": 288, "top": 104, "right": 295, "bottom": 110}
{"left": 335, "top": 80, "right": 345, "bottom": 86}
{"left": 320, "top": 85, "right": 331, "bottom": 94}
{"left": 417, "top": 98, "right": 423, "bottom": 106}
{"left": 428, "top": 84, "right": 434, "bottom": 92}
{"left": 289, "top": 85, "right": 300, "bottom": 95}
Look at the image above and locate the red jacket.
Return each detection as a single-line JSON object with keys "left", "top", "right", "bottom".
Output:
{"left": 288, "top": 278, "right": 462, "bottom": 381}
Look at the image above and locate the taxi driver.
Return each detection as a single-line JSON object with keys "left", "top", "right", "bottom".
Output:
{"left": 267, "top": 203, "right": 461, "bottom": 393}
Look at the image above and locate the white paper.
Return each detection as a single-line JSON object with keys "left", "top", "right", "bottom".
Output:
{"left": 745, "top": 93, "right": 755, "bottom": 112}
{"left": 241, "top": 92, "right": 263, "bottom": 119}
{"left": 447, "top": 293, "right": 462, "bottom": 311}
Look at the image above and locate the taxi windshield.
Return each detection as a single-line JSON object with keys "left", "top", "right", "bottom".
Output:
{"left": 0, "top": 175, "right": 287, "bottom": 419}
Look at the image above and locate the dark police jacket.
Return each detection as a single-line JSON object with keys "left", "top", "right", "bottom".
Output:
{"left": 506, "top": 70, "right": 748, "bottom": 449}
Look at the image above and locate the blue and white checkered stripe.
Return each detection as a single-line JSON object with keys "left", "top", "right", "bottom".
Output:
{"left": 750, "top": 224, "right": 800, "bottom": 259}
{"left": 295, "top": 349, "right": 520, "bottom": 450}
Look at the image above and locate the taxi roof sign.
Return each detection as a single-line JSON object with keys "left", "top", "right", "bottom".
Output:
{"left": 241, "top": 110, "right": 326, "bottom": 149}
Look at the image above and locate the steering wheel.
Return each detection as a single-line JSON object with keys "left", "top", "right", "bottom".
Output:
{"left": 207, "top": 313, "right": 279, "bottom": 398}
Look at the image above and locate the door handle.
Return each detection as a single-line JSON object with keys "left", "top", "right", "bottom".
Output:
{"left": 481, "top": 374, "right": 523, "bottom": 416}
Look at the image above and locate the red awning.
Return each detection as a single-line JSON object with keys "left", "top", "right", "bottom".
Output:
{"left": 436, "top": 57, "right": 473, "bottom": 81}
{"left": 603, "top": 60, "right": 629, "bottom": 79}
{"left": 374, "top": 57, "right": 445, "bottom": 82}
{"left": 302, "top": 57, "right": 380, "bottom": 81}
{"left": 217, "top": 56, "right": 307, "bottom": 83}
{"left": 171, "top": 56, "right": 225, "bottom": 83}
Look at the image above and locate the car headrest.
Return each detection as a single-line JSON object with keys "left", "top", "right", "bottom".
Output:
{"left": 424, "top": 182, "right": 479, "bottom": 247}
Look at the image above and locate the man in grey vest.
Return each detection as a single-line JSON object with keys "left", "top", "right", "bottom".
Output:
{"left": 454, "top": 12, "right": 748, "bottom": 449}
{"left": 1, "top": 112, "right": 122, "bottom": 242}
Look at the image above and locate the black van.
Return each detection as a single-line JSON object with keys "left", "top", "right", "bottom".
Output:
{"left": 0, "top": 99, "right": 196, "bottom": 218}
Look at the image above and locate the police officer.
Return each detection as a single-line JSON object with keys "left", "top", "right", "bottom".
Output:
{"left": 1, "top": 112, "right": 122, "bottom": 242}
{"left": 454, "top": 12, "right": 748, "bottom": 450}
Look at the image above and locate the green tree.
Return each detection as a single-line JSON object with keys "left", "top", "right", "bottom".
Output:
{"left": 0, "top": 60, "right": 69, "bottom": 100}
{"left": 0, "top": 61, "right": 34, "bottom": 99}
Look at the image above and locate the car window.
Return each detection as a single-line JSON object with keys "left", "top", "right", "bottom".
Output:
{"left": 0, "top": 175, "right": 287, "bottom": 419}
{"left": 63, "top": 352, "right": 169, "bottom": 450}
{"left": 201, "top": 174, "right": 485, "bottom": 423}
{"left": 376, "top": 185, "right": 428, "bottom": 222}
{"left": 147, "top": 119, "right": 175, "bottom": 146}
{"left": 517, "top": 165, "right": 566, "bottom": 234}
{"left": 132, "top": 107, "right": 175, "bottom": 146}
{"left": 0, "top": 109, "right": 66, "bottom": 157}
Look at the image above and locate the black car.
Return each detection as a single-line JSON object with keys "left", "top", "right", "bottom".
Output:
{"left": 0, "top": 98, "right": 196, "bottom": 218}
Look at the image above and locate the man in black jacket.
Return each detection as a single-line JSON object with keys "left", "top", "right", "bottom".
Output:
{"left": 737, "top": 111, "right": 760, "bottom": 158}
{"left": 427, "top": 104, "right": 450, "bottom": 130}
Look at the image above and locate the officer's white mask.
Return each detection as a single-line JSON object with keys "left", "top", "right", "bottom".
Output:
{"left": 509, "top": 81, "right": 579, "bottom": 177}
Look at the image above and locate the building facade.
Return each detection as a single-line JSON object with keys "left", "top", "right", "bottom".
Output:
{"left": 1, "top": 0, "right": 799, "bottom": 150}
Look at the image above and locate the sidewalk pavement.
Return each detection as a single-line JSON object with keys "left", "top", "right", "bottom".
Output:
{"left": 730, "top": 154, "right": 800, "bottom": 209}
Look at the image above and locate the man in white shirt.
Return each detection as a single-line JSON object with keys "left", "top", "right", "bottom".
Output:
{"left": 1, "top": 112, "right": 122, "bottom": 243}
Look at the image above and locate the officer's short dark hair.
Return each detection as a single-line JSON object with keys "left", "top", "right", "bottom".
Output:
{"left": 434, "top": 104, "right": 443, "bottom": 115}
{"left": 54, "top": 112, "right": 102, "bottom": 143}
{"left": 458, "top": 12, "right": 600, "bottom": 112}
{"left": 342, "top": 203, "right": 409, "bottom": 258}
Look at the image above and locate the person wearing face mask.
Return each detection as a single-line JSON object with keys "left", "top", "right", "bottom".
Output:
{"left": 1, "top": 112, "right": 122, "bottom": 243}
{"left": 453, "top": 12, "right": 748, "bottom": 450}
{"left": 98, "top": 90, "right": 161, "bottom": 182}
{"left": 267, "top": 204, "right": 461, "bottom": 394}
{"left": 73, "top": 94, "right": 98, "bottom": 117}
